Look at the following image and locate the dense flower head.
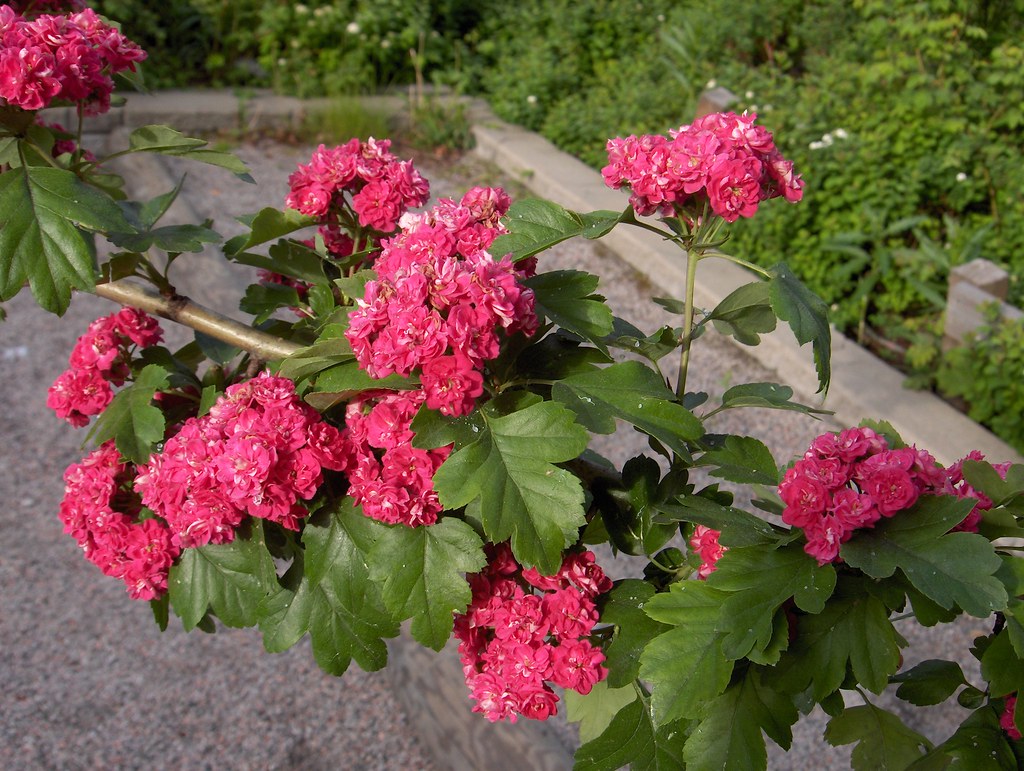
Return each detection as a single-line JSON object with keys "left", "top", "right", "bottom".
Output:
{"left": 59, "top": 441, "right": 179, "bottom": 600}
{"left": 602, "top": 111, "right": 803, "bottom": 221}
{"left": 340, "top": 388, "right": 449, "bottom": 527}
{"left": 0, "top": 6, "right": 145, "bottom": 114}
{"left": 135, "top": 372, "right": 348, "bottom": 548}
{"left": 454, "top": 544, "right": 611, "bottom": 723}
{"left": 690, "top": 525, "right": 726, "bottom": 579}
{"left": 285, "top": 138, "right": 429, "bottom": 233}
{"left": 780, "top": 427, "right": 1000, "bottom": 564}
{"left": 47, "top": 308, "right": 163, "bottom": 426}
{"left": 346, "top": 186, "right": 537, "bottom": 417}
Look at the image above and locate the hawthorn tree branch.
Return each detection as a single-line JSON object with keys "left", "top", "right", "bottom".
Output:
{"left": 93, "top": 279, "right": 302, "bottom": 361}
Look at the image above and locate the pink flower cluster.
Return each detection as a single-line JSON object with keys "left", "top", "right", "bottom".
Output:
{"left": 1002, "top": 695, "right": 1021, "bottom": 740}
{"left": 779, "top": 427, "right": 1001, "bottom": 565}
{"left": 602, "top": 111, "right": 804, "bottom": 221}
{"left": 454, "top": 544, "right": 612, "bottom": 723}
{"left": 59, "top": 441, "right": 179, "bottom": 600}
{"left": 943, "top": 450, "right": 1011, "bottom": 533}
{"left": 0, "top": 6, "right": 145, "bottom": 114}
{"left": 341, "top": 388, "right": 450, "bottom": 527}
{"left": 346, "top": 186, "right": 538, "bottom": 416}
{"left": 135, "top": 372, "right": 348, "bottom": 548}
{"left": 285, "top": 138, "right": 429, "bottom": 234}
{"left": 47, "top": 308, "right": 163, "bottom": 427}
{"left": 690, "top": 525, "right": 726, "bottom": 579}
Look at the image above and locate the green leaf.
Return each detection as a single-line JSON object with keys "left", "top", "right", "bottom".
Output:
{"left": 565, "top": 680, "right": 640, "bottom": 744}
{"left": 0, "top": 166, "right": 136, "bottom": 314}
{"left": 261, "top": 500, "right": 399, "bottom": 674}
{"left": 128, "top": 125, "right": 252, "bottom": 180}
{"left": 776, "top": 593, "right": 903, "bottom": 700}
{"left": 684, "top": 667, "right": 799, "bottom": 770}
{"left": 515, "top": 331, "right": 612, "bottom": 381}
{"left": 981, "top": 630, "right": 1024, "bottom": 698}
{"left": 698, "top": 435, "right": 779, "bottom": 486}
{"left": 276, "top": 335, "right": 354, "bottom": 383}
{"left": 225, "top": 206, "right": 319, "bottom": 255}
{"left": 656, "top": 496, "right": 785, "bottom": 547}
{"left": 914, "top": 706, "right": 1018, "bottom": 769}
{"left": 893, "top": 660, "right": 968, "bottom": 707}
{"left": 962, "top": 460, "right": 1024, "bottom": 507}
{"left": 256, "top": 563, "right": 311, "bottom": 653}
{"left": 825, "top": 703, "right": 932, "bottom": 770}
{"left": 768, "top": 262, "right": 831, "bottom": 393}
{"left": 232, "top": 241, "right": 331, "bottom": 287}
{"left": 432, "top": 401, "right": 589, "bottom": 573}
{"left": 195, "top": 331, "right": 241, "bottom": 365}
{"left": 312, "top": 359, "right": 413, "bottom": 396}
{"left": 640, "top": 581, "right": 734, "bottom": 723}
{"left": 601, "top": 580, "right": 670, "bottom": 688}
{"left": 108, "top": 223, "right": 221, "bottom": 253}
{"left": 168, "top": 521, "right": 277, "bottom": 630}
{"left": 240, "top": 282, "right": 302, "bottom": 324}
{"left": 706, "top": 281, "right": 777, "bottom": 345}
{"left": 367, "top": 518, "right": 485, "bottom": 650}
{"left": 87, "top": 364, "right": 169, "bottom": 463}
{"left": 840, "top": 496, "right": 1007, "bottom": 618}
{"left": 573, "top": 697, "right": 689, "bottom": 771}
{"left": 605, "top": 319, "right": 680, "bottom": 362}
{"left": 493, "top": 198, "right": 627, "bottom": 261}
{"left": 524, "top": 270, "right": 614, "bottom": 345}
{"left": 552, "top": 360, "right": 703, "bottom": 459}
{"left": 707, "top": 542, "right": 837, "bottom": 660}
{"left": 410, "top": 407, "right": 486, "bottom": 451}
{"left": 717, "top": 382, "right": 830, "bottom": 416}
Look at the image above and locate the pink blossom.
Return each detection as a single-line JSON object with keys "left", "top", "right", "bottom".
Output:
{"left": 1001, "top": 695, "right": 1022, "bottom": 740}
{"left": 690, "top": 525, "right": 726, "bottom": 579}
{"left": 454, "top": 546, "right": 610, "bottom": 723}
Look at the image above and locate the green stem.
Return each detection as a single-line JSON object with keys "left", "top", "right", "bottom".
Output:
{"left": 676, "top": 248, "right": 701, "bottom": 401}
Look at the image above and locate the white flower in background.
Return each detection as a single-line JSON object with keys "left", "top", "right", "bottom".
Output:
{"left": 295, "top": 3, "right": 308, "bottom": 13}
{"left": 809, "top": 140, "right": 825, "bottom": 150}
{"left": 744, "top": 90, "right": 755, "bottom": 100}
{"left": 833, "top": 128, "right": 848, "bottom": 140}
{"left": 657, "top": 14, "right": 665, "bottom": 21}
{"left": 527, "top": 95, "right": 538, "bottom": 105}
{"left": 956, "top": 172, "right": 968, "bottom": 182}
{"left": 381, "top": 39, "right": 391, "bottom": 49}
{"left": 749, "top": 104, "right": 759, "bottom": 113}
{"left": 347, "top": 22, "right": 360, "bottom": 34}
{"left": 762, "top": 104, "right": 773, "bottom": 112}
{"left": 314, "top": 6, "right": 328, "bottom": 17}
{"left": 705, "top": 79, "right": 717, "bottom": 90}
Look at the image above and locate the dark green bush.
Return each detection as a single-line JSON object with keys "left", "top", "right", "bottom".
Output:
{"left": 93, "top": 0, "right": 265, "bottom": 87}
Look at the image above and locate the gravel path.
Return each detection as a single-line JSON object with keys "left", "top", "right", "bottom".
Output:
{"left": 0, "top": 137, "right": 978, "bottom": 770}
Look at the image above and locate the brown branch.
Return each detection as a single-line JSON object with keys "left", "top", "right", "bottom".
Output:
{"left": 93, "top": 279, "right": 302, "bottom": 361}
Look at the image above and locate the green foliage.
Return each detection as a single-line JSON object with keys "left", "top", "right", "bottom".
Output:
{"left": 299, "top": 97, "right": 393, "bottom": 145}
{"left": 428, "top": 400, "right": 590, "bottom": 573}
{"left": 405, "top": 98, "right": 475, "bottom": 155}
{"left": 939, "top": 308, "right": 1024, "bottom": 454}
{"left": 824, "top": 702, "right": 932, "bottom": 769}
{"left": 842, "top": 496, "right": 1007, "bottom": 617}
{"left": 0, "top": 165, "right": 136, "bottom": 314}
